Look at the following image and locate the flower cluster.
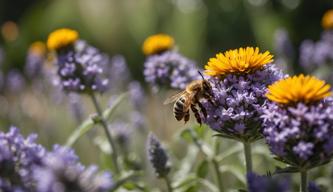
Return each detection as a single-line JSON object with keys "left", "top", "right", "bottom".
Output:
{"left": 262, "top": 75, "right": 333, "bottom": 168}
{"left": 144, "top": 51, "right": 199, "bottom": 91}
{"left": 0, "top": 127, "right": 113, "bottom": 192}
{"left": 146, "top": 133, "right": 170, "bottom": 178}
{"left": 202, "top": 47, "right": 283, "bottom": 142}
{"left": 299, "top": 31, "right": 333, "bottom": 72}
{"left": 48, "top": 28, "right": 109, "bottom": 94}
{"left": 34, "top": 145, "right": 112, "bottom": 192}
{"left": 0, "top": 127, "right": 45, "bottom": 191}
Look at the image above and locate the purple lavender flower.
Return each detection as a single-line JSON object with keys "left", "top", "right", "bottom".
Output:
{"left": 34, "top": 145, "right": 113, "bottom": 192}
{"left": 25, "top": 42, "right": 47, "bottom": 79}
{"left": 308, "top": 182, "right": 321, "bottom": 192}
{"left": 6, "top": 70, "right": 25, "bottom": 93}
{"left": 146, "top": 133, "right": 170, "bottom": 178}
{"left": 202, "top": 65, "right": 284, "bottom": 142}
{"left": 262, "top": 99, "right": 333, "bottom": 167}
{"left": 54, "top": 40, "right": 109, "bottom": 94}
{"left": 128, "top": 81, "right": 146, "bottom": 111}
{"left": 143, "top": 51, "right": 199, "bottom": 91}
{"left": 107, "top": 55, "right": 131, "bottom": 92}
{"left": 274, "top": 29, "right": 294, "bottom": 59}
{"left": 0, "top": 127, "right": 46, "bottom": 191}
{"left": 299, "top": 31, "right": 333, "bottom": 73}
{"left": 247, "top": 172, "right": 290, "bottom": 192}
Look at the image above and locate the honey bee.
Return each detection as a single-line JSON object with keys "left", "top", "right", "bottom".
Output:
{"left": 163, "top": 72, "right": 215, "bottom": 124}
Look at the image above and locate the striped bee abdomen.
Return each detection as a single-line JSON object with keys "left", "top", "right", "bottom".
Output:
{"left": 173, "top": 96, "right": 186, "bottom": 121}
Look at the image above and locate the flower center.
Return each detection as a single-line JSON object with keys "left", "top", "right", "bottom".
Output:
{"left": 322, "top": 9, "right": 333, "bottom": 29}
{"left": 266, "top": 74, "right": 331, "bottom": 105}
{"left": 204, "top": 47, "right": 273, "bottom": 77}
{"left": 47, "top": 28, "right": 79, "bottom": 51}
{"left": 142, "top": 34, "right": 174, "bottom": 56}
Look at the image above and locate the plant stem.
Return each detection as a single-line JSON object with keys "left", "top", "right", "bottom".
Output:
{"left": 110, "top": 171, "right": 141, "bottom": 191}
{"left": 90, "top": 93, "right": 120, "bottom": 174}
{"left": 300, "top": 170, "right": 308, "bottom": 192}
{"left": 213, "top": 139, "right": 224, "bottom": 192}
{"left": 164, "top": 176, "right": 173, "bottom": 192}
{"left": 243, "top": 142, "right": 253, "bottom": 174}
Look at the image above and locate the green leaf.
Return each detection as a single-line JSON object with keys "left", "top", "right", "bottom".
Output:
{"left": 65, "top": 93, "right": 127, "bottom": 147}
{"left": 196, "top": 160, "right": 209, "bottom": 178}
{"left": 179, "top": 128, "right": 193, "bottom": 142}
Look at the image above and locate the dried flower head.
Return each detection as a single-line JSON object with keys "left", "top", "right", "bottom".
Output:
{"left": 146, "top": 133, "right": 170, "bottom": 178}
{"left": 142, "top": 34, "right": 174, "bottom": 55}
{"left": 322, "top": 9, "right": 333, "bottom": 29}
{"left": 266, "top": 75, "right": 331, "bottom": 105}
{"left": 205, "top": 47, "right": 273, "bottom": 77}
{"left": 47, "top": 28, "right": 79, "bottom": 51}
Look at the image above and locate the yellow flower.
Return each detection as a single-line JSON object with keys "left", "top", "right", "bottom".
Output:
{"left": 322, "top": 9, "right": 333, "bottom": 29}
{"left": 142, "top": 34, "right": 174, "bottom": 55}
{"left": 204, "top": 47, "right": 273, "bottom": 77}
{"left": 29, "top": 41, "right": 46, "bottom": 56}
{"left": 266, "top": 74, "right": 331, "bottom": 105}
{"left": 47, "top": 28, "right": 79, "bottom": 51}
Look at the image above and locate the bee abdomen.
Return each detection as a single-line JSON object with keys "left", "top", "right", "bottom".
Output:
{"left": 173, "top": 97, "right": 186, "bottom": 121}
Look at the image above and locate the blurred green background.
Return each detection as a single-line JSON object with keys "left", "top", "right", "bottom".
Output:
{"left": 1, "top": 0, "right": 333, "bottom": 77}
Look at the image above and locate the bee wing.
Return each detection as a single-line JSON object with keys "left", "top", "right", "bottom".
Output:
{"left": 163, "top": 91, "right": 186, "bottom": 105}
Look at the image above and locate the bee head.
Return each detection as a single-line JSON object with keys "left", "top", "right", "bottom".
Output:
{"left": 198, "top": 71, "right": 212, "bottom": 91}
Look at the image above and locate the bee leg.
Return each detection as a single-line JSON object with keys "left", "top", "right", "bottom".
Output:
{"left": 197, "top": 102, "right": 207, "bottom": 118}
{"left": 184, "top": 110, "right": 190, "bottom": 124}
{"left": 191, "top": 104, "right": 202, "bottom": 125}
{"left": 205, "top": 94, "right": 216, "bottom": 106}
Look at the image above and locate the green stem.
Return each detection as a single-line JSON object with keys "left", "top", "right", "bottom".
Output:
{"left": 90, "top": 93, "right": 120, "bottom": 174}
{"left": 110, "top": 172, "right": 141, "bottom": 191}
{"left": 212, "top": 158, "right": 224, "bottom": 192}
{"left": 243, "top": 142, "right": 253, "bottom": 174}
{"left": 300, "top": 170, "right": 308, "bottom": 192}
{"left": 213, "top": 140, "right": 224, "bottom": 192}
{"left": 164, "top": 176, "right": 173, "bottom": 192}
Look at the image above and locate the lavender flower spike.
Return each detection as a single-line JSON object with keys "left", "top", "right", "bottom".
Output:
{"left": 146, "top": 133, "right": 170, "bottom": 178}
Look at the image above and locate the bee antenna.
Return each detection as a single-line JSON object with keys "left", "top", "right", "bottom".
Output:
{"left": 198, "top": 71, "right": 205, "bottom": 80}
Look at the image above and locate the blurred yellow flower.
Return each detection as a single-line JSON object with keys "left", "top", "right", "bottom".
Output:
{"left": 322, "top": 9, "right": 333, "bottom": 29}
{"left": 47, "top": 28, "right": 79, "bottom": 51}
{"left": 142, "top": 34, "right": 174, "bottom": 55}
{"left": 204, "top": 47, "right": 273, "bottom": 76}
{"left": 29, "top": 41, "right": 46, "bottom": 56}
{"left": 266, "top": 74, "right": 331, "bottom": 105}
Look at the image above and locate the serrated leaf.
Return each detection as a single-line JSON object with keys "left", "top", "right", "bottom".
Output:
{"left": 65, "top": 93, "right": 127, "bottom": 147}
{"left": 197, "top": 160, "right": 209, "bottom": 178}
